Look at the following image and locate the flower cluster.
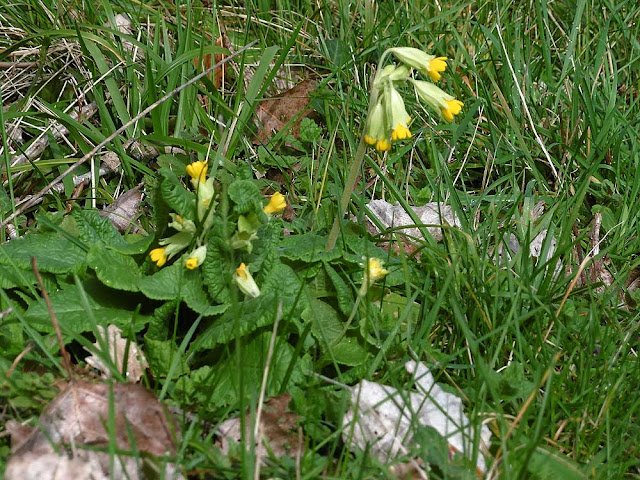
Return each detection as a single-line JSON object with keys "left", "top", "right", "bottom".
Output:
{"left": 148, "top": 162, "right": 288, "bottom": 299}
{"left": 149, "top": 161, "right": 216, "bottom": 271}
{"left": 364, "top": 47, "right": 464, "bottom": 151}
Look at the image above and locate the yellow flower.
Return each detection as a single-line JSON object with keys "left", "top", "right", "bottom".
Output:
{"left": 234, "top": 263, "right": 261, "bottom": 298}
{"left": 376, "top": 138, "right": 392, "bottom": 151}
{"left": 441, "top": 99, "right": 464, "bottom": 122}
{"left": 364, "top": 97, "right": 389, "bottom": 150}
{"left": 411, "top": 80, "right": 463, "bottom": 123}
{"left": 185, "top": 245, "right": 207, "bottom": 270}
{"left": 264, "top": 192, "right": 287, "bottom": 215}
{"left": 427, "top": 57, "right": 448, "bottom": 82}
{"left": 186, "top": 161, "right": 208, "bottom": 184}
{"left": 388, "top": 48, "right": 448, "bottom": 82}
{"left": 366, "top": 258, "right": 389, "bottom": 284}
{"left": 359, "top": 257, "right": 389, "bottom": 296}
{"left": 149, "top": 247, "right": 168, "bottom": 267}
{"left": 387, "top": 87, "right": 412, "bottom": 141}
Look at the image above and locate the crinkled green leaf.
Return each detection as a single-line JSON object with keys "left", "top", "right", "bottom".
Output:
{"left": 197, "top": 262, "right": 305, "bottom": 349}
{"left": 0, "top": 233, "right": 86, "bottom": 274}
{"left": 299, "top": 117, "right": 322, "bottom": 142}
{"left": 0, "top": 266, "right": 39, "bottom": 289}
{"left": 138, "top": 263, "right": 227, "bottom": 316}
{"left": 144, "top": 338, "right": 190, "bottom": 377}
{"left": 202, "top": 233, "right": 233, "bottom": 304}
{"left": 279, "top": 232, "right": 341, "bottom": 263}
{"left": 323, "top": 262, "right": 353, "bottom": 314}
{"left": 25, "top": 279, "right": 149, "bottom": 334}
{"left": 328, "top": 337, "right": 369, "bottom": 366}
{"left": 302, "top": 298, "right": 343, "bottom": 346}
{"left": 72, "top": 208, "right": 124, "bottom": 246}
{"left": 159, "top": 167, "right": 196, "bottom": 219}
{"left": 228, "top": 179, "right": 263, "bottom": 215}
{"left": 87, "top": 245, "right": 142, "bottom": 292}
{"left": 178, "top": 333, "right": 311, "bottom": 408}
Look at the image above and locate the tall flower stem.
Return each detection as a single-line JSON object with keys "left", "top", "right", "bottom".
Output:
{"left": 325, "top": 136, "right": 367, "bottom": 251}
{"left": 325, "top": 54, "right": 390, "bottom": 252}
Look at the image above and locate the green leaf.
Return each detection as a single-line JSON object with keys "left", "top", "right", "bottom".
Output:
{"left": 144, "top": 338, "right": 190, "bottom": 377}
{"left": 202, "top": 232, "right": 233, "bottom": 304}
{"left": 86, "top": 245, "right": 142, "bottom": 292}
{"left": 526, "top": 447, "right": 588, "bottom": 479}
{"left": 0, "top": 233, "right": 86, "bottom": 274}
{"left": 159, "top": 167, "right": 196, "bottom": 219}
{"left": 0, "top": 266, "right": 40, "bottom": 289}
{"left": 111, "top": 233, "right": 156, "bottom": 255}
{"left": 195, "top": 293, "right": 276, "bottom": 349}
{"left": 328, "top": 337, "right": 369, "bottom": 366}
{"left": 279, "top": 233, "right": 342, "bottom": 263}
{"left": 302, "top": 298, "right": 343, "bottom": 346}
{"left": 72, "top": 208, "right": 124, "bottom": 246}
{"left": 138, "top": 263, "right": 227, "bottom": 316}
{"left": 25, "top": 279, "right": 149, "bottom": 334}
{"left": 323, "top": 263, "right": 353, "bottom": 314}
{"left": 228, "top": 179, "right": 263, "bottom": 215}
{"left": 178, "top": 332, "right": 310, "bottom": 408}
{"left": 299, "top": 117, "right": 322, "bottom": 142}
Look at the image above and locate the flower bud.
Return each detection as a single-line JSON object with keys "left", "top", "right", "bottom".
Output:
{"left": 234, "top": 263, "right": 261, "bottom": 298}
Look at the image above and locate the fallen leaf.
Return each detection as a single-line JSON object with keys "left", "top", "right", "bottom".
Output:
{"left": 100, "top": 184, "right": 143, "bottom": 233}
{"left": 84, "top": 324, "right": 148, "bottom": 382}
{"left": 217, "top": 393, "right": 303, "bottom": 463}
{"left": 366, "top": 199, "right": 461, "bottom": 242}
{"left": 342, "top": 361, "right": 491, "bottom": 474}
{"left": 253, "top": 79, "right": 317, "bottom": 145}
{"left": 5, "top": 381, "right": 181, "bottom": 480}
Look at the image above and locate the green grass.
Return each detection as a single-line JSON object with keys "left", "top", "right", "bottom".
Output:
{"left": 1, "top": 0, "right": 640, "bottom": 478}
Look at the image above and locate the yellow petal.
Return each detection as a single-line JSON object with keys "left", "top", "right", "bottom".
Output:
{"left": 428, "top": 57, "right": 448, "bottom": 82}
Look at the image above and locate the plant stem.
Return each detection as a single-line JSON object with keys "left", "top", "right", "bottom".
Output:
{"left": 325, "top": 136, "right": 367, "bottom": 251}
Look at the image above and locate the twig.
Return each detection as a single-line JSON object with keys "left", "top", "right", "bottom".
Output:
{"left": 6, "top": 344, "right": 33, "bottom": 378}
{"left": 0, "top": 62, "right": 39, "bottom": 68}
{"left": 0, "top": 40, "right": 257, "bottom": 230}
{"left": 31, "top": 257, "right": 73, "bottom": 377}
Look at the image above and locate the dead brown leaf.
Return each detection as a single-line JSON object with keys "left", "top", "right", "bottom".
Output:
{"left": 253, "top": 79, "right": 317, "bottom": 145}
{"left": 5, "top": 381, "right": 181, "bottom": 480}
{"left": 99, "top": 184, "right": 143, "bottom": 233}
{"left": 217, "top": 393, "right": 302, "bottom": 463}
{"left": 84, "top": 325, "right": 148, "bottom": 382}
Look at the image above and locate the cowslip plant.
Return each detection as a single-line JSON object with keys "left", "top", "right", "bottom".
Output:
{"left": 326, "top": 46, "right": 465, "bottom": 249}
{"left": 148, "top": 161, "right": 287, "bottom": 285}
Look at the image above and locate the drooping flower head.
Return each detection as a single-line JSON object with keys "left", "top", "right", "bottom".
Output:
{"left": 388, "top": 48, "right": 449, "bottom": 82}
{"left": 411, "top": 80, "right": 464, "bottom": 123}
{"left": 362, "top": 48, "right": 462, "bottom": 151}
